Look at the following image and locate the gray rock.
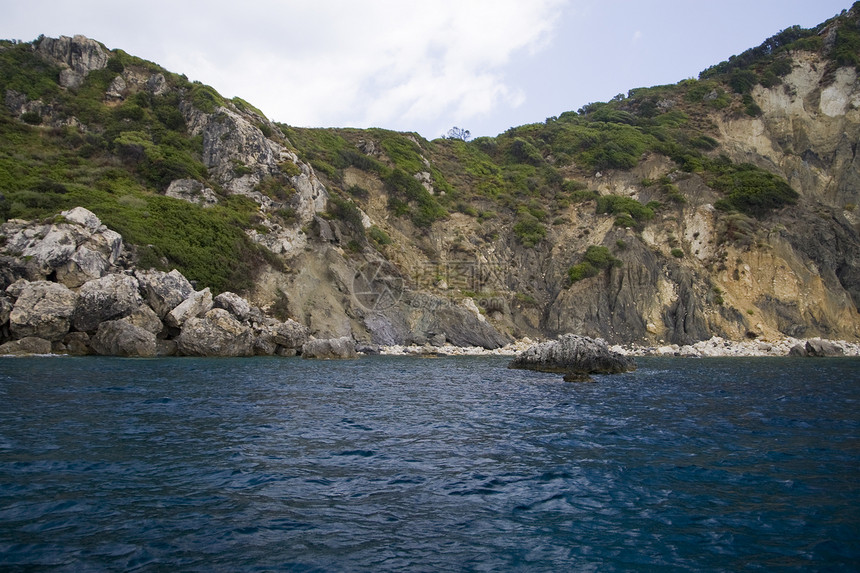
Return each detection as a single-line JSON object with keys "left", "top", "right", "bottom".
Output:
{"left": 166, "top": 288, "right": 213, "bottom": 328}
{"left": 136, "top": 269, "right": 195, "bottom": 318}
{"left": 91, "top": 320, "right": 157, "bottom": 357}
{"left": 804, "top": 338, "right": 844, "bottom": 357}
{"left": 301, "top": 336, "right": 357, "bottom": 359}
{"left": 213, "top": 291, "right": 251, "bottom": 322}
{"left": 176, "top": 308, "right": 254, "bottom": 357}
{"left": 62, "top": 332, "right": 91, "bottom": 355}
{"left": 0, "top": 336, "right": 53, "bottom": 355}
{"left": 156, "top": 339, "right": 178, "bottom": 357}
{"left": 509, "top": 334, "right": 636, "bottom": 381}
{"left": 165, "top": 179, "right": 219, "bottom": 206}
{"left": 72, "top": 274, "right": 143, "bottom": 332}
{"left": 788, "top": 343, "right": 808, "bottom": 357}
{"left": 0, "top": 296, "right": 11, "bottom": 326}
{"left": 271, "top": 318, "right": 309, "bottom": 349}
{"left": 37, "top": 35, "right": 109, "bottom": 76}
{"left": 122, "top": 304, "right": 164, "bottom": 336}
{"left": 9, "top": 281, "right": 77, "bottom": 341}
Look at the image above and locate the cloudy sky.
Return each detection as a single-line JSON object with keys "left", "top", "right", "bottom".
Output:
{"left": 1, "top": 1, "right": 852, "bottom": 139}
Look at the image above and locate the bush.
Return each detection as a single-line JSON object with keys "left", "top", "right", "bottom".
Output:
{"left": 513, "top": 213, "right": 546, "bottom": 247}
{"left": 596, "top": 194, "right": 655, "bottom": 225}
{"left": 568, "top": 245, "right": 621, "bottom": 283}
{"left": 20, "top": 111, "right": 41, "bottom": 125}
{"left": 671, "top": 248, "right": 684, "bottom": 258}
{"left": 369, "top": 225, "right": 392, "bottom": 245}
{"left": 709, "top": 161, "right": 798, "bottom": 217}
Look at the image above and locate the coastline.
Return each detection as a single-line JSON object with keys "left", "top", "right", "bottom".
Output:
{"left": 379, "top": 336, "right": 860, "bottom": 358}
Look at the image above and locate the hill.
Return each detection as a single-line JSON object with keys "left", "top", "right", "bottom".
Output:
{"left": 2, "top": 4, "right": 859, "bottom": 347}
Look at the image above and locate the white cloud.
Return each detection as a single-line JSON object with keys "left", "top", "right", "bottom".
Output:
{"left": 156, "top": 0, "right": 567, "bottom": 134}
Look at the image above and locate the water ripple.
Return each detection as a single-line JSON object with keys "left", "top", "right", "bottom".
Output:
{"left": 0, "top": 355, "right": 858, "bottom": 571}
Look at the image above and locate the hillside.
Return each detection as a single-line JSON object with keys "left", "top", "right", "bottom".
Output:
{"left": 2, "top": 4, "right": 859, "bottom": 347}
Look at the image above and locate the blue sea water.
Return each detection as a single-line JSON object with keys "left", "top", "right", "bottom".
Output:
{"left": 0, "top": 355, "right": 858, "bottom": 572}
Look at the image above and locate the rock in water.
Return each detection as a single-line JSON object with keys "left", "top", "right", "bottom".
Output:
{"left": 509, "top": 334, "right": 635, "bottom": 381}
{"left": 301, "top": 336, "right": 357, "bottom": 359}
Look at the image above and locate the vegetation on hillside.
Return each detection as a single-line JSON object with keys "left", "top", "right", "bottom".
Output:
{"left": 0, "top": 3, "right": 854, "bottom": 291}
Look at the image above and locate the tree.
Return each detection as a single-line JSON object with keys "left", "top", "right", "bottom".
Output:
{"left": 446, "top": 126, "right": 471, "bottom": 141}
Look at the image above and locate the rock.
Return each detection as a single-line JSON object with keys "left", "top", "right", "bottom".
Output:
{"left": 788, "top": 343, "right": 809, "bottom": 357}
{"left": 62, "top": 206, "right": 103, "bottom": 232}
{"left": 91, "top": 320, "right": 157, "bottom": 357}
{"left": 166, "top": 288, "right": 213, "bottom": 328}
{"left": 176, "top": 308, "right": 254, "bottom": 357}
{"left": 0, "top": 336, "right": 53, "bottom": 355}
{"left": 301, "top": 336, "right": 357, "bottom": 359}
{"left": 271, "top": 318, "right": 310, "bottom": 349}
{"left": 9, "top": 281, "right": 77, "bottom": 341}
{"left": 804, "top": 338, "right": 844, "bottom": 357}
{"left": 72, "top": 274, "right": 143, "bottom": 332}
{"left": 213, "top": 291, "right": 251, "bottom": 322}
{"left": 156, "top": 339, "right": 178, "bottom": 357}
{"left": 165, "top": 179, "right": 219, "bottom": 206}
{"left": 122, "top": 304, "right": 164, "bottom": 336}
{"left": 136, "top": 269, "right": 195, "bottom": 318}
{"left": 62, "top": 332, "right": 91, "bottom": 355}
{"left": 0, "top": 296, "right": 12, "bottom": 326}
{"left": 0, "top": 208, "right": 122, "bottom": 288}
{"left": 37, "top": 35, "right": 109, "bottom": 89}
{"left": 509, "top": 334, "right": 636, "bottom": 381}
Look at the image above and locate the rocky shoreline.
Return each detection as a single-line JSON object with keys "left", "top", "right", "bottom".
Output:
{"left": 377, "top": 335, "right": 860, "bottom": 358}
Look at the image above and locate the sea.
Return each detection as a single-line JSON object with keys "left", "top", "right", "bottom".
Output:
{"left": 0, "top": 355, "right": 858, "bottom": 572}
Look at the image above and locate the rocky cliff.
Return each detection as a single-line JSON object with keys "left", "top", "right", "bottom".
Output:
{"left": 1, "top": 7, "right": 859, "bottom": 350}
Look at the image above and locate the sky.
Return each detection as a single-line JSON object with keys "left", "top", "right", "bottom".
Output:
{"left": 0, "top": 0, "right": 853, "bottom": 139}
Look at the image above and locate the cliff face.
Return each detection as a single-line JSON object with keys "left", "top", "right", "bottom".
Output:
{"left": 2, "top": 15, "right": 859, "bottom": 348}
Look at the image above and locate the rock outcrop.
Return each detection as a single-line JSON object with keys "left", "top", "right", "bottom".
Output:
{"left": 301, "top": 336, "right": 358, "bottom": 359}
{"left": 0, "top": 209, "right": 314, "bottom": 357}
{"left": 176, "top": 308, "right": 255, "bottom": 357}
{"left": 509, "top": 334, "right": 636, "bottom": 381}
{"left": 8, "top": 281, "right": 77, "bottom": 341}
{"left": 90, "top": 320, "right": 157, "bottom": 358}
{"left": 788, "top": 338, "right": 845, "bottom": 357}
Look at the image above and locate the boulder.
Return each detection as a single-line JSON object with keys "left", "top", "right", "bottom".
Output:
{"left": 165, "top": 179, "right": 219, "bottom": 206}
{"left": 62, "top": 332, "right": 91, "bottom": 355}
{"left": 788, "top": 343, "right": 809, "bottom": 357}
{"left": 72, "top": 273, "right": 143, "bottom": 332}
{"left": 805, "top": 338, "right": 844, "bottom": 357}
{"left": 0, "top": 296, "right": 12, "bottom": 326}
{"left": 121, "top": 304, "right": 164, "bottom": 336}
{"left": 0, "top": 208, "right": 122, "bottom": 288}
{"left": 0, "top": 336, "right": 53, "bottom": 356}
{"left": 213, "top": 291, "right": 251, "bottom": 322}
{"left": 166, "top": 288, "right": 213, "bottom": 328}
{"left": 90, "top": 320, "right": 157, "bottom": 357}
{"left": 302, "top": 336, "right": 357, "bottom": 359}
{"left": 509, "top": 334, "right": 636, "bottom": 381}
{"left": 9, "top": 281, "right": 77, "bottom": 341}
{"left": 272, "top": 318, "right": 310, "bottom": 349}
{"left": 176, "top": 308, "right": 254, "bottom": 357}
{"left": 136, "top": 269, "right": 195, "bottom": 318}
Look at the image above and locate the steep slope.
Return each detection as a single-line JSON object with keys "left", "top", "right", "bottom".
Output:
{"left": 1, "top": 5, "right": 859, "bottom": 347}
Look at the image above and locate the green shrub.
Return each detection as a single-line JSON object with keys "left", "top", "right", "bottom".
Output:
{"left": 568, "top": 245, "right": 621, "bottom": 283}
{"left": 327, "top": 195, "right": 365, "bottom": 234}
{"left": 671, "top": 248, "right": 684, "bottom": 258}
{"left": 596, "top": 194, "right": 655, "bottom": 225}
{"left": 513, "top": 213, "right": 546, "bottom": 247}
{"left": 20, "top": 111, "right": 41, "bottom": 125}
{"left": 369, "top": 225, "right": 393, "bottom": 245}
{"left": 709, "top": 161, "right": 798, "bottom": 217}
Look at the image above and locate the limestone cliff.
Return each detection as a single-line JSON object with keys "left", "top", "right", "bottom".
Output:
{"left": 2, "top": 9, "right": 859, "bottom": 348}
